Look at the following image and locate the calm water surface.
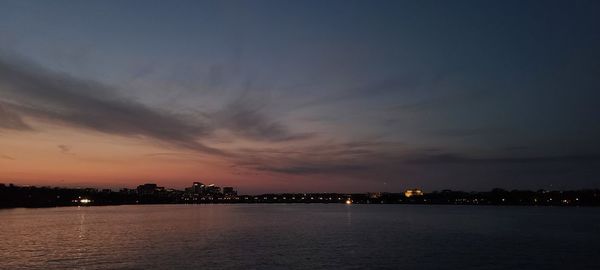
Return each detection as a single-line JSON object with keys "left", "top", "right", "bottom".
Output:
{"left": 1, "top": 204, "right": 599, "bottom": 269}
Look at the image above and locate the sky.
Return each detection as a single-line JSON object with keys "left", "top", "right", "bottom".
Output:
{"left": 1, "top": 0, "right": 599, "bottom": 193}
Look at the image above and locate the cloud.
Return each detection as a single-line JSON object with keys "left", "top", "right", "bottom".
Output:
{"left": 0, "top": 55, "right": 315, "bottom": 155}
{"left": 0, "top": 103, "right": 32, "bottom": 130}
{"left": 1, "top": 154, "right": 15, "bottom": 160}
{"left": 428, "top": 128, "right": 505, "bottom": 138}
{"left": 256, "top": 164, "right": 367, "bottom": 175}
{"left": 2, "top": 56, "right": 598, "bottom": 189}
{"left": 0, "top": 56, "right": 231, "bottom": 155}
{"left": 57, "top": 144, "right": 72, "bottom": 154}
{"left": 213, "top": 98, "right": 314, "bottom": 142}
{"left": 406, "top": 153, "right": 600, "bottom": 165}
{"left": 230, "top": 138, "right": 600, "bottom": 183}
{"left": 230, "top": 140, "right": 396, "bottom": 175}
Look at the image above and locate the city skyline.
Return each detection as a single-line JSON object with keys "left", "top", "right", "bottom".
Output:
{"left": 1, "top": 0, "right": 600, "bottom": 194}
{"left": 3, "top": 181, "right": 598, "bottom": 208}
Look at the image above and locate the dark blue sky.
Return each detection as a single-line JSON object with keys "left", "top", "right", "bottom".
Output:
{"left": 0, "top": 0, "right": 599, "bottom": 192}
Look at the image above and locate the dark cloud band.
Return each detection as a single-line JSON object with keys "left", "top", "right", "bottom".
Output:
{"left": 0, "top": 56, "right": 313, "bottom": 156}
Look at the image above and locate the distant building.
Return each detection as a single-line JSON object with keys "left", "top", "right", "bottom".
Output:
{"left": 205, "top": 184, "right": 221, "bottom": 195}
{"left": 82, "top": 188, "right": 98, "bottom": 194}
{"left": 223, "top": 187, "right": 237, "bottom": 196}
{"left": 119, "top": 188, "right": 136, "bottom": 195}
{"left": 404, "top": 189, "right": 423, "bottom": 198}
{"left": 191, "top": 182, "right": 205, "bottom": 194}
{"left": 368, "top": 192, "right": 382, "bottom": 199}
{"left": 137, "top": 183, "right": 159, "bottom": 195}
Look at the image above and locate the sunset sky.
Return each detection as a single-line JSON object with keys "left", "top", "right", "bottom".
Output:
{"left": 1, "top": 0, "right": 599, "bottom": 193}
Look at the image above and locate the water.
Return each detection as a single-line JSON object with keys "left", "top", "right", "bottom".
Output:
{"left": 1, "top": 204, "right": 599, "bottom": 270}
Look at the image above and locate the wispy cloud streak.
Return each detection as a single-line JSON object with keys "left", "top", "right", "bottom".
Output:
{"left": 0, "top": 56, "right": 227, "bottom": 155}
{"left": 0, "top": 56, "right": 313, "bottom": 156}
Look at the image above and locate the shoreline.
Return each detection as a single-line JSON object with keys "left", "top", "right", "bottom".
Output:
{"left": 2, "top": 201, "right": 599, "bottom": 210}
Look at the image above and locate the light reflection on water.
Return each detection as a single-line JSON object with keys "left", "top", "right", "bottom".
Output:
{"left": 1, "top": 204, "right": 600, "bottom": 270}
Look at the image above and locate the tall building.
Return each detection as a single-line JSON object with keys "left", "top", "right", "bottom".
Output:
{"left": 191, "top": 182, "right": 205, "bottom": 194}
{"left": 137, "top": 183, "right": 158, "bottom": 195}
